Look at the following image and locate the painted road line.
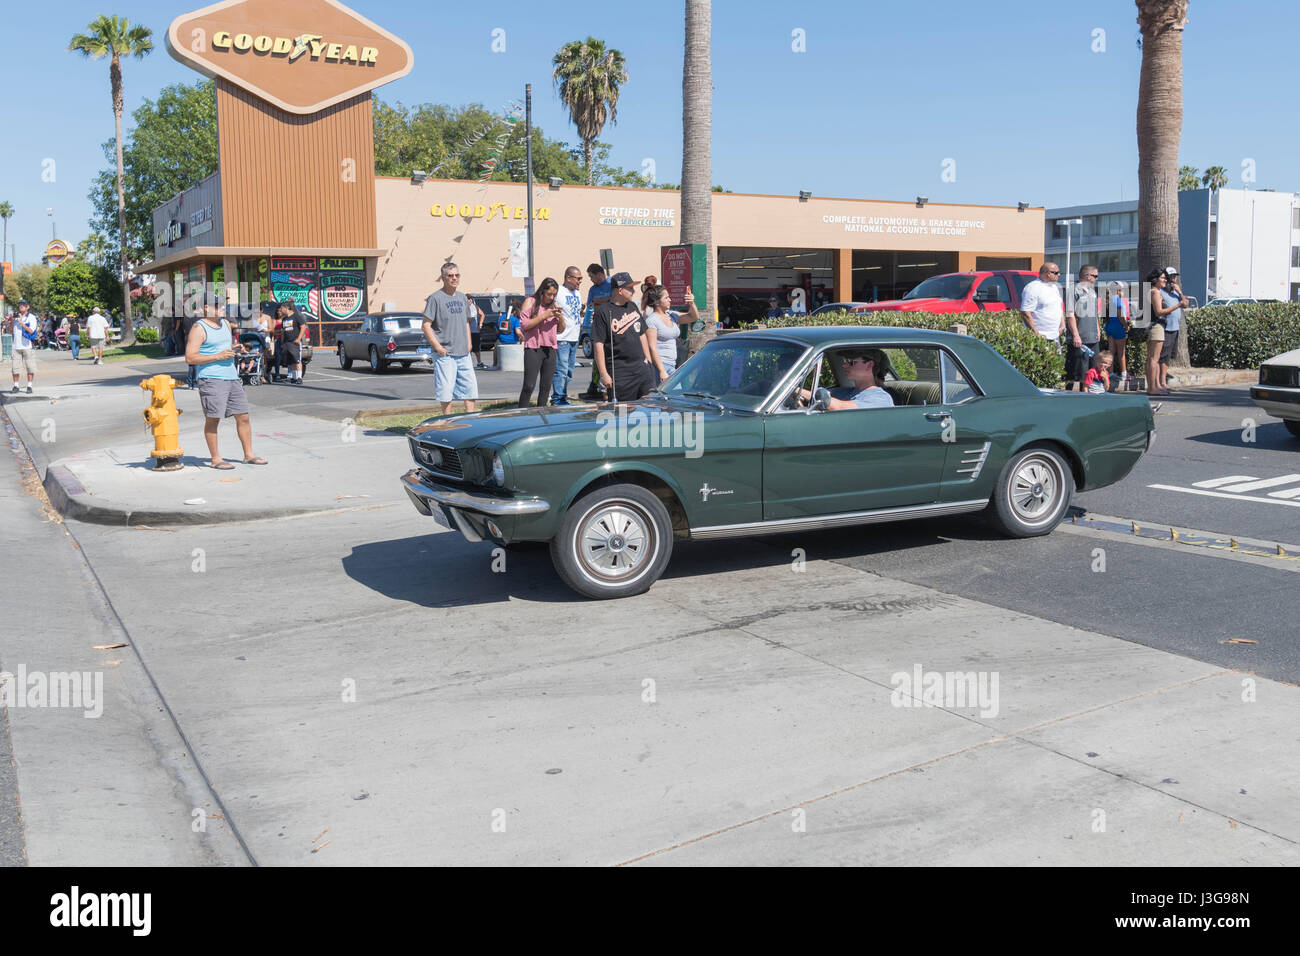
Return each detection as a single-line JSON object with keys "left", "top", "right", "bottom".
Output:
{"left": 1191, "top": 475, "right": 1257, "bottom": 488}
{"left": 1217, "top": 474, "right": 1300, "bottom": 493}
{"left": 1147, "top": 484, "right": 1300, "bottom": 509}
{"left": 1269, "top": 486, "right": 1300, "bottom": 500}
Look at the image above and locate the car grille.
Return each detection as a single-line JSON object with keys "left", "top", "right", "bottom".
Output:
{"left": 1260, "top": 365, "right": 1298, "bottom": 387}
{"left": 410, "top": 438, "right": 464, "bottom": 480}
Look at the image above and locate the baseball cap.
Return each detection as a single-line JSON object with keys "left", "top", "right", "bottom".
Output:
{"left": 610, "top": 271, "right": 634, "bottom": 288}
{"left": 1164, "top": 266, "right": 1179, "bottom": 277}
{"left": 17, "top": 298, "right": 28, "bottom": 304}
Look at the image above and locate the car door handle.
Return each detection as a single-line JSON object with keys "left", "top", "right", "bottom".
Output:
{"left": 925, "top": 411, "right": 951, "bottom": 421}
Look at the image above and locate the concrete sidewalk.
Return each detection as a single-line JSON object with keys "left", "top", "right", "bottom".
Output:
{"left": 3, "top": 376, "right": 412, "bottom": 525}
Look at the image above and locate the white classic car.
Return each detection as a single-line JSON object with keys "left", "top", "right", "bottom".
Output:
{"left": 1251, "top": 349, "right": 1300, "bottom": 438}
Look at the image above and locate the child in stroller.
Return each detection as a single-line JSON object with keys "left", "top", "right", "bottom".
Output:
{"left": 237, "top": 331, "right": 267, "bottom": 385}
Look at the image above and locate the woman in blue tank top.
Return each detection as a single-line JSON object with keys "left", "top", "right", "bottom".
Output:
{"left": 185, "top": 294, "right": 267, "bottom": 468}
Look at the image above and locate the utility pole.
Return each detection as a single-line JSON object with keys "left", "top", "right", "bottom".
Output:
{"left": 525, "top": 83, "right": 534, "bottom": 283}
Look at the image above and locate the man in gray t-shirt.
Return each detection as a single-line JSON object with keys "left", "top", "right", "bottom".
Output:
{"left": 421, "top": 262, "right": 480, "bottom": 414}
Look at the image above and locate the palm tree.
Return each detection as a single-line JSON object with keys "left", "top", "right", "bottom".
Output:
{"left": 682, "top": 0, "right": 715, "bottom": 348}
{"left": 1136, "top": 1, "right": 1189, "bottom": 363}
{"left": 1177, "top": 165, "right": 1199, "bottom": 191}
{"left": 0, "top": 202, "right": 12, "bottom": 273}
{"left": 70, "top": 15, "right": 153, "bottom": 344}
{"left": 1201, "top": 165, "right": 1228, "bottom": 190}
{"left": 552, "top": 38, "right": 627, "bottom": 186}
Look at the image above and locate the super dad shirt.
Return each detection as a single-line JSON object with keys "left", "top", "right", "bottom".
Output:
{"left": 423, "top": 289, "right": 473, "bottom": 356}
{"left": 1070, "top": 283, "right": 1100, "bottom": 343}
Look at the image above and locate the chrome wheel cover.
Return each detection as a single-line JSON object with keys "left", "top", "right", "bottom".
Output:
{"left": 576, "top": 500, "right": 654, "bottom": 583}
{"left": 1007, "top": 454, "right": 1063, "bottom": 526}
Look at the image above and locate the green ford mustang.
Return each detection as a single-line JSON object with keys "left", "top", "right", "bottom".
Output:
{"left": 401, "top": 327, "right": 1156, "bottom": 599}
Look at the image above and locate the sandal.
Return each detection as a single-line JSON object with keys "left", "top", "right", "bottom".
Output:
{"left": 243, "top": 456, "right": 268, "bottom": 465}
{"left": 210, "top": 461, "right": 236, "bottom": 470}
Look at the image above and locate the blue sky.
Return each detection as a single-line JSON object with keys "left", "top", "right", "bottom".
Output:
{"left": 1, "top": 0, "right": 1297, "bottom": 266}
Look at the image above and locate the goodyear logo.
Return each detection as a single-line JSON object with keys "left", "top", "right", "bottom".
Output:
{"left": 212, "top": 31, "right": 379, "bottom": 65}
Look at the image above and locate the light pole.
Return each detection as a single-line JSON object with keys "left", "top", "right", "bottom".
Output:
{"left": 46, "top": 207, "right": 56, "bottom": 241}
{"left": 524, "top": 83, "right": 534, "bottom": 284}
{"left": 1062, "top": 218, "right": 1082, "bottom": 279}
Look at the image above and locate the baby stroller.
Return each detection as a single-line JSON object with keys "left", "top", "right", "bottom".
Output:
{"left": 237, "top": 332, "right": 267, "bottom": 386}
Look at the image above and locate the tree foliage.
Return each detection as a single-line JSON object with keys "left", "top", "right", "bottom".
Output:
{"left": 4, "top": 264, "right": 52, "bottom": 315}
{"left": 552, "top": 38, "right": 628, "bottom": 185}
{"left": 1177, "top": 165, "right": 1200, "bottom": 190}
{"left": 373, "top": 100, "right": 649, "bottom": 186}
{"left": 46, "top": 261, "right": 120, "bottom": 317}
{"left": 87, "top": 81, "right": 219, "bottom": 273}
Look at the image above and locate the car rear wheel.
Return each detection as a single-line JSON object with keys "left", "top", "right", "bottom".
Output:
{"left": 986, "top": 446, "right": 1073, "bottom": 537}
{"left": 550, "top": 483, "right": 673, "bottom": 599}
{"left": 336, "top": 344, "right": 352, "bottom": 369}
{"left": 368, "top": 345, "right": 388, "bottom": 374}
{"left": 580, "top": 334, "right": 592, "bottom": 359}
{"left": 1286, "top": 419, "right": 1300, "bottom": 438}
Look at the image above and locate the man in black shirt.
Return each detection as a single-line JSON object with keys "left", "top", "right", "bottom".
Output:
{"left": 275, "top": 300, "right": 308, "bottom": 384}
{"left": 591, "top": 272, "right": 654, "bottom": 402}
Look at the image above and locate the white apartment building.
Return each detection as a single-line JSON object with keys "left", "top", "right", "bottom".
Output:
{"left": 1045, "top": 188, "right": 1300, "bottom": 305}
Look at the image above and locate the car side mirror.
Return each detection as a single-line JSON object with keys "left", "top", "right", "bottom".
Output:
{"left": 811, "top": 387, "right": 832, "bottom": 411}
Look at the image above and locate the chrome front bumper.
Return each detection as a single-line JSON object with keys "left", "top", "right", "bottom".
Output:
{"left": 400, "top": 469, "right": 549, "bottom": 542}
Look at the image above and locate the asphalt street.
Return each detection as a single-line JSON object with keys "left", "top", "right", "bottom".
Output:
{"left": 3, "top": 350, "right": 1299, "bottom": 864}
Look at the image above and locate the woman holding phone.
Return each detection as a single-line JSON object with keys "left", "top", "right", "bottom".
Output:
{"left": 517, "top": 277, "right": 566, "bottom": 407}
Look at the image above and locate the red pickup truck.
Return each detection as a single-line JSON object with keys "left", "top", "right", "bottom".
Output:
{"left": 853, "top": 270, "right": 1037, "bottom": 315}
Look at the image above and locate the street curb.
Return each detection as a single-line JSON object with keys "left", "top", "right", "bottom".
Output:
{"left": 1166, "top": 368, "right": 1258, "bottom": 387}
{"left": 37, "top": 462, "right": 389, "bottom": 527}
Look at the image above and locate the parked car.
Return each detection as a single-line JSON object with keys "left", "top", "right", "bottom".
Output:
{"left": 1250, "top": 349, "right": 1300, "bottom": 438}
{"left": 853, "top": 271, "right": 1038, "bottom": 315}
{"left": 469, "top": 293, "right": 524, "bottom": 355}
{"left": 335, "top": 312, "right": 430, "bottom": 373}
{"left": 810, "top": 302, "right": 870, "bottom": 316}
{"left": 1205, "top": 297, "right": 1257, "bottom": 307}
{"left": 401, "top": 326, "right": 1156, "bottom": 599}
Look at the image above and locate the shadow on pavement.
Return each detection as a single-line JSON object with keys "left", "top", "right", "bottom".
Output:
{"left": 1184, "top": 420, "right": 1297, "bottom": 450}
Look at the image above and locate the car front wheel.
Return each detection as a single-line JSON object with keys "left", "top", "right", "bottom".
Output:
{"left": 580, "top": 334, "right": 592, "bottom": 359}
{"left": 550, "top": 483, "right": 673, "bottom": 599}
{"left": 986, "top": 446, "right": 1073, "bottom": 537}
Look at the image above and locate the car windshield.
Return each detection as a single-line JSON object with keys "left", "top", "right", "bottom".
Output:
{"left": 380, "top": 315, "right": 424, "bottom": 332}
{"left": 902, "top": 274, "right": 976, "bottom": 301}
{"left": 660, "top": 338, "right": 806, "bottom": 409}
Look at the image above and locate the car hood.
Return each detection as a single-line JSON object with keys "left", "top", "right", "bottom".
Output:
{"left": 410, "top": 396, "right": 744, "bottom": 450}
{"left": 1263, "top": 349, "right": 1300, "bottom": 367}
{"left": 854, "top": 298, "right": 942, "bottom": 312}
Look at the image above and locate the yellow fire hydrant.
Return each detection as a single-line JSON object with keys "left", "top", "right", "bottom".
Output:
{"left": 141, "top": 374, "right": 184, "bottom": 470}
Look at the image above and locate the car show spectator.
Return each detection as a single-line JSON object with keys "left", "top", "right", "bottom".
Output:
{"left": 551, "top": 266, "right": 584, "bottom": 406}
{"left": 1161, "top": 266, "right": 1185, "bottom": 388}
{"left": 1105, "top": 281, "right": 1130, "bottom": 385}
{"left": 580, "top": 263, "right": 615, "bottom": 400}
{"left": 1065, "top": 264, "right": 1101, "bottom": 390}
{"left": 643, "top": 284, "right": 697, "bottom": 379}
{"left": 1145, "top": 268, "right": 1180, "bottom": 395}
{"left": 517, "top": 277, "right": 565, "bottom": 408}
{"left": 186, "top": 291, "right": 265, "bottom": 469}
{"left": 65, "top": 314, "right": 81, "bottom": 360}
{"left": 1083, "top": 350, "right": 1114, "bottom": 394}
{"left": 9, "top": 300, "right": 38, "bottom": 393}
{"left": 86, "top": 306, "right": 112, "bottom": 367}
{"left": 276, "top": 300, "right": 308, "bottom": 385}
{"left": 592, "top": 271, "right": 654, "bottom": 402}
{"left": 1019, "top": 262, "right": 1065, "bottom": 343}
{"left": 422, "top": 261, "right": 480, "bottom": 415}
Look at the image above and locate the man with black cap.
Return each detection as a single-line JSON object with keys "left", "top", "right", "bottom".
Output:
{"left": 591, "top": 272, "right": 655, "bottom": 402}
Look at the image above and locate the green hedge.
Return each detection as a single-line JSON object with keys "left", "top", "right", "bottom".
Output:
{"left": 134, "top": 326, "right": 159, "bottom": 344}
{"left": 1185, "top": 303, "right": 1300, "bottom": 368}
{"left": 743, "top": 310, "right": 1065, "bottom": 389}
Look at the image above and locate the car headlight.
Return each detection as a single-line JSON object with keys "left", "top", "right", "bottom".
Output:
{"left": 491, "top": 453, "right": 505, "bottom": 486}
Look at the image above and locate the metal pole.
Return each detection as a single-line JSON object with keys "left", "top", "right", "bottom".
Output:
{"left": 525, "top": 84, "right": 534, "bottom": 283}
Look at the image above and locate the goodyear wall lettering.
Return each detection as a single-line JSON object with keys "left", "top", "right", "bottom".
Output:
{"left": 211, "top": 31, "right": 379, "bottom": 65}
{"left": 429, "top": 202, "right": 550, "bottom": 221}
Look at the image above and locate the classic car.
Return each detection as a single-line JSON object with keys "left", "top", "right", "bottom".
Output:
{"left": 336, "top": 312, "right": 431, "bottom": 373}
{"left": 1250, "top": 349, "right": 1300, "bottom": 438}
{"left": 401, "top": 327, "right": 1156, "bottom": 599}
